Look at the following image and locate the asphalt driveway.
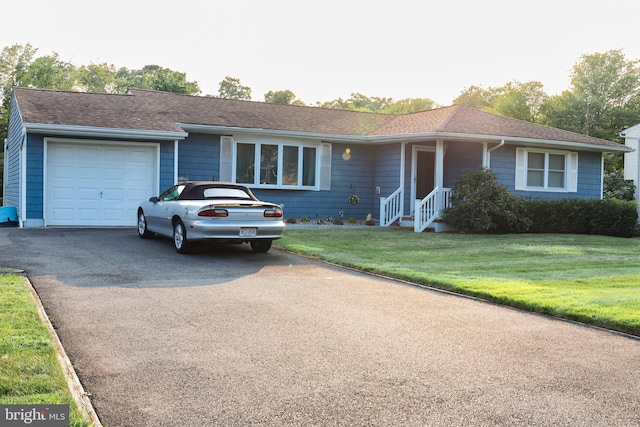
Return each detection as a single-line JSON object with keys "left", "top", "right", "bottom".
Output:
{"left": 1, "top": 228, "right": 639, "bottom": 426}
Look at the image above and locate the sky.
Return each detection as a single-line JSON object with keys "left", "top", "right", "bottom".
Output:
{"left": 2, "top": 0, "right": 640, "bottom": 106}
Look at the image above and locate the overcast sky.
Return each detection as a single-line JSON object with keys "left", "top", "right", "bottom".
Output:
{"left": 3, "top": 0, "right": 640, "bottom": 106}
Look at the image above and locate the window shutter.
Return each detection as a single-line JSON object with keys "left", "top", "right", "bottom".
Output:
{"left": 319, "top": 143, "right": 332, "bottom": 191}
{"left": 219, "top": 136, "right": 233, "bottom": 182}
{"left": 515, "top": 148, "right": 526, "bottom": 190}
{"left": 567, "top": 152, "right": 578, "bottom": 192}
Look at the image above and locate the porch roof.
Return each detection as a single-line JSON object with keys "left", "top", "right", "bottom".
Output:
{"left": 13, "top": 87, "right": 630, "bottom": 152}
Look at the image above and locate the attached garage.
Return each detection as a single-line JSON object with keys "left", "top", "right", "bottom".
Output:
{"left": 45, "top": 139, "right": 157, "bottom": 226}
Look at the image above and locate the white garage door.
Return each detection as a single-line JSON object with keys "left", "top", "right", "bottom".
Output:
{"left": 46, "top": 142, "right": 157, "bottom": 226}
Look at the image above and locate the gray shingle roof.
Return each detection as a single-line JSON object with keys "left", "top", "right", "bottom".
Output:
{"left": 13, "top": 87, "right": 627, "bottom": 150}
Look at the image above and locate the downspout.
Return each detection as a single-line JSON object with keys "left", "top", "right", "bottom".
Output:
{"left": 19, "top": 127, "right": 27, "bottom": 228}
{"left": 485, "top": 139, "right": 505, "bottom": 169}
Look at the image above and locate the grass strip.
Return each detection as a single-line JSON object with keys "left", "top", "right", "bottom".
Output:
{"left": 0, "top": 274, "right": 93, "bottom": 426}
{"left": 275, "top": 229, "right": 640, "bottom": 336}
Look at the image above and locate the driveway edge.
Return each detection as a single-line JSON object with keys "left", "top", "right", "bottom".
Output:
{"left": 23, "top": 276, "right": 103, "bottom": 427}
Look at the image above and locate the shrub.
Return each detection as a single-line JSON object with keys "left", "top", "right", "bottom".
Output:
{"left": 604, "top": 170, "right": 636, "bottom": 201}
{"left": 347, "top": 218, "right": 359, "bottom": 225}
{"left": 441, "top": 168, "right": 530, "bottom": 234}
{"left": 442, "top": 168, "right": 639, "bottom": 237}
{"left": 527, "top": 198, "right": 638, "bottom": 237}
{"left": 285, "top": 217, "right": 297, "bottom": 224}
{"left": 298, "top": 217, "right": 311, "bottom": 223}
{"left": 333, "top": 218, "right": 344, "bottom": 225}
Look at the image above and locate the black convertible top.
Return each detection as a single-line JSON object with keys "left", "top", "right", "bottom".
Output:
{"left": 177, "top": 182, "right": 258, "bottom": 201}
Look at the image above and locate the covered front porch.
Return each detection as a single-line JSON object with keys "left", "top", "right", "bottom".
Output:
{"left": 378, "top": 138, "right": 500, "bottom": 232}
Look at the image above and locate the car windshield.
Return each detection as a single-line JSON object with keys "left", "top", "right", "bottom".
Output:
{"left": 203, "top": 188, "right": 252, "bottom": 199}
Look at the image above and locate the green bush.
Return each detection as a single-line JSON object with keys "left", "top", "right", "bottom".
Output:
{"left": 527, "top": 198, "right": 639, "bottom": 237}
{"left": 604, "top": 170, "right": 636, "bottom": 201}
{"left": 443, "top": 167, "right": 639, "bottom": 237}
{"left": 441, "top": 168, "right": 530, "bottom": 233}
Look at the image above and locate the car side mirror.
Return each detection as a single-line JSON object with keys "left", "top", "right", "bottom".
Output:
{"left": 149, "top": 197, "right": 159, "bottom": 203}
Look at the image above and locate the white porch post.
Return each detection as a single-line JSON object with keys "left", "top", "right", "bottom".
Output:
{"left": 400, "top": 142, "right": 406, "bottom": 218}
{"left": 435, "top": 138, "right": 444, "bottom": 212}
{"left": 636, "top": 138, "right": 640, "bottom": 222}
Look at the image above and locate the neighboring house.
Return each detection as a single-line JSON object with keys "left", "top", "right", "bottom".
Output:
{"left": 621, "top": 124, "right": 640, "bottom": 208}
{"left": 3, "top": 87, "right": 633, "bottom": 231}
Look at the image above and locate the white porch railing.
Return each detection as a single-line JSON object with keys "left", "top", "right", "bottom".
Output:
{"left": 414, "top": 187, "right": 452, "bottom": 232}
{"left": 379, "top": 187, "right": 403, "bottom": 227}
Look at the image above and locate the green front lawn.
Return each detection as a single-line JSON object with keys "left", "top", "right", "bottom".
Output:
{"left": 0, "top": 274, "right": 92, "bottom": 427}
{"left": 275, "top": 229, "right": 640, "bottom": 336}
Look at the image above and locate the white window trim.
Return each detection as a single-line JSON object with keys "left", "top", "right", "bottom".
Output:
{"left": 228, "top": 136, "right": 327, "bottom": 191}
{"left": 516, "top": 147, "right": 578, "bottom": 193}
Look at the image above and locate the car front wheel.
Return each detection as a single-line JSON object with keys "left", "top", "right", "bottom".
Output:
{"left": 250, "top": 239, "right": 272, "bottom": 253}
{"left": 137, "top": 210, "right": 154, "bottom": 239}
{"left": 173, "top": 220, "right": 193, "bottom": 254}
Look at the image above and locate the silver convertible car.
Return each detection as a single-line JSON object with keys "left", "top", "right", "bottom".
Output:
{"left": 137, "top": 182, "right": 285, "bottom": 254}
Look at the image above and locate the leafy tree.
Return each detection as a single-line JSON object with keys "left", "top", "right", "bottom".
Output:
{"left": 117, "top": 65, "right": 200, "bottom": 95}
{"left": 21, "top": 53, "right": 76, "bottom": 91}
{"left": 76, "top": 62, "right": 118, "bottom": 93}
{"left": 316, "top": 92, "right": 393, "bottom": 113}
{"left": 542, "top": 50, "right": 640, "bottom": 142}
{"left": 454, "top": 81, "right": 548, "bottom": 123}
{"left": 452, "top": 85, "right": 496, "bottom": 110}
{"left": 491, "top": 81, "right": 548, "bottom": 122}
{"left": 218, "top": 76, "right": 251, "bottom": 100}
{"left": 264, "top": 89, "right": 305, "bottom": 105}
{"left": 1, "top": 43, "right": 38, "bottom": 138}
{"left": 380, "top": 97, "right": 437, "bottom": 114}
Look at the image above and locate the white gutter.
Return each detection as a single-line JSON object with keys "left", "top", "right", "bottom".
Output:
{"left": 24, "top": 123, "right": 188, "bottom": 141}
{"left": 178, "top": 123, "right": 631, "bottom": 153}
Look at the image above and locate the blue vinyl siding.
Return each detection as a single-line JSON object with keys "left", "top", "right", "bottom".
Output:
{"left": 178, "top": 134, "right": 220, "bottom": 182}
{"left": 491, "top": 145, "right": 603, "bottom": 199}
{"left": 159, "top": 143, "right": 175, "bottom": 191}
{"left": 252, "top": 143, "right": 376, "bottom": 221}
{"left": 443, "top": 141, "right": 483, "bottom": 187}
{"left": 374, "top": 144, "right": 403, "bottom": 218}
{"left": 26, "top": 135, "right": 44, "bottom": 220}
{"left": 3, "top": 95, "right": 24, "bottom": 210}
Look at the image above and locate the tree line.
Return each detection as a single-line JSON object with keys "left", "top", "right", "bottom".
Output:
{"left": 1, "top": 43, "right": 639, "bottom": 198}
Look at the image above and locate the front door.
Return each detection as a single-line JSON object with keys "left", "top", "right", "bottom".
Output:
{"left": 412, "top": 147, "right": 435, "bottom": 208}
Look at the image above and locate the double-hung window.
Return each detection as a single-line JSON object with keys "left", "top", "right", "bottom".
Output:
{"left": 220, "top": 137, "right": 330, "bottom": 190}
{"left": 516, "top": 148, "right": 578, "bottom": 192}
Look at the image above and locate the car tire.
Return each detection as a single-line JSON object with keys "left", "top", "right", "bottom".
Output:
{"left": 250, "top": 239, "right": 272, "bottom": 253}
{"left": 173, "top": 220, "right": 194, "bottom": 254}
{"left": 137, "top": 210, "right": 154, "bottom": 239}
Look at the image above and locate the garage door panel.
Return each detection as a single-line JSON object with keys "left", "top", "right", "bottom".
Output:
{"left": 102, "top": 189, "right": 124, "bottom": 202}
{"left": 47, "top": 142, "right": 157, "bottom": 226}
{"left": 104, "top": 167, "right": 126, "bottom": 181}
{"left": 52, "top": 187, "right": 75, "bottom": 200}
{"left": 79, "top": 208, "right": 100, "bottom": 221}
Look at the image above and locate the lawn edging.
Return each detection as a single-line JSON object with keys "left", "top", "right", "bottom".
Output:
{"left": 20, "top": 274, "right": 103, "bottom": 427}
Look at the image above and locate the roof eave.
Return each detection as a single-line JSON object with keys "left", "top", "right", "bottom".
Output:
{"left": 178, "top": 123, "right": 372, "bottom": 143}
{"left": 178, "top": 124, "right": 631, "bottom": 152}
{"left": 24, "top": 123, "right": 188, "bottom": 141}
{"left": 374, "top": 132, "right": 631, "bottom": 152}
